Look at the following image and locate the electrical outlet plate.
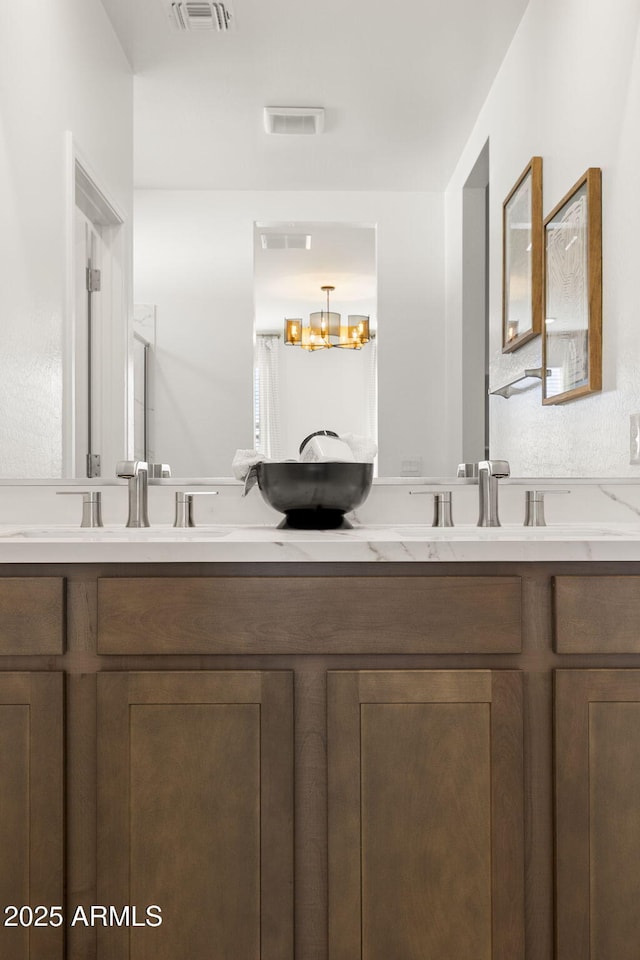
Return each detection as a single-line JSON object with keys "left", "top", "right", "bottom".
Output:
{"left": 400, "top": 458, "right": 423, "bottom": 477}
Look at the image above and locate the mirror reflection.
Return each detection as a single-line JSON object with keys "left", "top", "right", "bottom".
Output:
{"left": 134, "top": 218, "right": 378, "bottom": 474}
{"left": 252, "top": 222, "right": 377, "bottom": 463}
{"left": 4, "top": 0, "right": 638, "bottom": 479}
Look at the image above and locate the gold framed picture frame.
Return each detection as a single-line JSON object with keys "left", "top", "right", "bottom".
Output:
{"left": 542, "top": 167, "right": 602, "bottom": 404}
{"left": 502, "top": 156, "right": 543, "bottom": 352}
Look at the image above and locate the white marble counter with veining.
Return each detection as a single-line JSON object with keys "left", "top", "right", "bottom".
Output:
{"left": 3, "top": 522, "right": 640, "bottom": 563}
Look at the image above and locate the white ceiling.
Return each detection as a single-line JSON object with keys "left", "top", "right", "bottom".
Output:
{"left": 253, "top": 222, "right": 377, "bottom": 333}
{"left": 100, "top": 0, "right": 530, "bottom": 191}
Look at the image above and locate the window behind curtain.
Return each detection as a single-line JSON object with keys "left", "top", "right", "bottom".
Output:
{"left": 254, "top": 334, "right": 282, "bottom": 459}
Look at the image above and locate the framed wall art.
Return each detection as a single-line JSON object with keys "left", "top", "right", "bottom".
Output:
{"left": 542, "top": 168, "right": 602, "bottom": 404}
{"left": 502, "top": 156, "right": 543, "bottom": 352}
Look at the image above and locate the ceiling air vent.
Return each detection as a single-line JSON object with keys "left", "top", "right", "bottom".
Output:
{"left": 260, "top": 233, "right": 312, "bottom": 251}
{"left": 169, "top": 2, "right": 234, "bottom": 31}
{"left": 263, "top": 107, "right": 324, "bottom": 136}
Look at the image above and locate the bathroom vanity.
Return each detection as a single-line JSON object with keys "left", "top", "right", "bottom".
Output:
{"left": 1, "top": 525, "right": 640, "bottom": 960}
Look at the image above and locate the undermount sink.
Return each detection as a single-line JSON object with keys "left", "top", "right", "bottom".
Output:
{"left": 13, "top": 526, "right": 229, "bottom": 540}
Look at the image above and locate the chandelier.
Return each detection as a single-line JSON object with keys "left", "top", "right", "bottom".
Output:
{"left": 284, "top": 285, "right": 371, "bottom": 351}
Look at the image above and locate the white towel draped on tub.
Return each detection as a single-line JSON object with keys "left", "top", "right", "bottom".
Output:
{"left": 340, "top": 433, "right": 377, "bottom": 463}
{"left": 232, "top": 449, "right": 274, "bottom": 495}
{"left": 231, "top": 449, "right": 271, "bottom": 481}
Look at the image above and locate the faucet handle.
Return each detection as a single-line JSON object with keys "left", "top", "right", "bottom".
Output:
{"left": 56, "top": 491, "right": 103, "bottom": 528}
{"left": 116, "top": 459, "right": 148, "bottom": 478}
{"left": 431, "top": 491, "right": 453, "bottom": 527}
{"left": 173, "top": 491, "right": 219, "bottom": 528}
{"left": 524, "top": 489, "right": 570, "bottom": 527}
{"left": 456, "top": 462, "right": 478, "bottom": 478}
{"left": 409, "top": 489, "right": 454, "bottom": 527}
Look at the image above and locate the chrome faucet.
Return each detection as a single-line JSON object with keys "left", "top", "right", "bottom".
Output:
{"left": 116, "top": 460, "right": 150, "bottom": 527}
{"left": 477, "top": 459, "right": 510, "bottom": 527}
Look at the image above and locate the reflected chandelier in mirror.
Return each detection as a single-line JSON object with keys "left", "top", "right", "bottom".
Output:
{"left": 284, "top": 285, "right": 371, "bottom": 351}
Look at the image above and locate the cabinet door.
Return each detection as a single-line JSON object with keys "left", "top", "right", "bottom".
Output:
{"left": 328, "top": 670, "right": 524, "bottom": 960}
{"left": 555, "top": 669, "right": 640, "bottom": 960}
{"left": 0, "top": 673, "right": 64, "bottom": 960}
{"left": 97, "top": 671, "right": 293, "bottom": 960}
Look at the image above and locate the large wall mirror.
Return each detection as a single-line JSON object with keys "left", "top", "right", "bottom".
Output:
{"left": 20, "top": 0, "right": 633, "bottom": 481}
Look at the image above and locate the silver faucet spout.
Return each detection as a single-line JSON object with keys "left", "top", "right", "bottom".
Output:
{"left": 477, "top": 459, "right": 510, "bottom": 527}
{"left": 116, "top": 459, "right": 150, "bottom": 527}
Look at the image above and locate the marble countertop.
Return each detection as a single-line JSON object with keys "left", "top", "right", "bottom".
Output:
{"left": 3, "top": 522, "right": 640, "bottom": 563}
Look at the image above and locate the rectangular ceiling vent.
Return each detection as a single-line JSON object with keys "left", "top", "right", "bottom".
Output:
{"left": 263, "top": 107, "right": 324, "bottom": 136}
{"left": 169, "top": 2, "right": 234, "bottom": 31}
{"left": 260, "top": 233, "right": 312, "bottom": 251}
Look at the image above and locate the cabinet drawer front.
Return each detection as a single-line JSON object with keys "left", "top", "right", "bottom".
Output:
{"left": 97, "top": 576, "right": 522, "bottom": 654}
{"left": 555, "top": 576, "right": 640, "bottom": 652}
{"left": 0, "top": 578, "right": 64, "bottom": 655}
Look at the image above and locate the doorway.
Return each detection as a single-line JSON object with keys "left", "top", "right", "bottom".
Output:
{"left": 67, "top": 146, "right": 125, "bottom": 477}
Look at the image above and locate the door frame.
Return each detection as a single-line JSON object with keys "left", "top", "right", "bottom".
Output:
{"left": 63, "top": 132, "right": 128, "bottom": 477}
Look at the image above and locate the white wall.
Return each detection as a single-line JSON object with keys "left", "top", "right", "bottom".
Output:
{"left": 0, "top": 0, "right": 132, "bottom": 477}
{"left": 445, "top": 0, "right": 640, "bottom": 476}
{"left": 277, "top": 341, "right": 376, "bottom": 461}
{"left": 134, "top": 190, "right": 445, "bottom": 477}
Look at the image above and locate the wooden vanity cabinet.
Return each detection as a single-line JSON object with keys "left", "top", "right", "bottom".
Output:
{"left": 12, "top": 562, "right": 640, "bottom": 959}
{"left": 94, "top": 572, "right": 526, "bottom": 960}
{"left": 0, "top": 566, "right": 528, "bottom": 960}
